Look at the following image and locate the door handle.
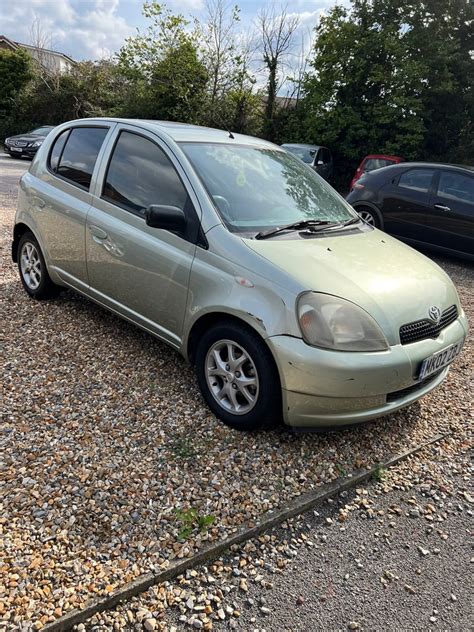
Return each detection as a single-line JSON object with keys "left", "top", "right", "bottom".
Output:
{"left": 32, "top": 196, "right": 45, "bottom": 210}
{"left": 89, "top": 224, "right": 108, "bottom": 240}
{"left": 434, "top": 203, "right": 451, "bottom": 212}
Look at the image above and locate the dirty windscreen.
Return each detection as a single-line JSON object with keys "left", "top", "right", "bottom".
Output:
{"left": 181, "top": 143, "right": 354, "bottom": 235}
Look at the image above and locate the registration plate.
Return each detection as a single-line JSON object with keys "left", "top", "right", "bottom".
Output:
{"left": 11, "top": 147, "right": 22, "bottom": 152}
{"left": 419, "top": 340, "right": 464, "bottom": 380}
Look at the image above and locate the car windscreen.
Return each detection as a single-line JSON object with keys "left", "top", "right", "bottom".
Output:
{"left": 364, "top": 158, "right": 396, "bottom": 171}
{"left": 181, "top": 143, "right": 354, "bottom": 235}
{"left": 30, "top": 127, "right": 53, "bottom": 136}
{"left": 282, "top": 145, "right": 315, "bottom": 163}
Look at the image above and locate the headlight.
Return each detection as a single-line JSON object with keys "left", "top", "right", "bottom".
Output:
{"left": 297, "top": 292, "right": 388, "bottom": 351}
{"left": 31, "top": 140, "right": 43, "bottom": 148}
{"left": 5, "top": 138, "right": 11, "bottom": 145}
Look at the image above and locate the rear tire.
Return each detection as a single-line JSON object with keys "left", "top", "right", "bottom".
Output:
{"left": 17, "top": 231, "right": 60, "bottom": 300}
{"left": 195, "top": 321, "right": 282, "bottom": 431}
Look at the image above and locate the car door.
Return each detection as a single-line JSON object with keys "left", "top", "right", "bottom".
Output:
{"left": 314, "top": 147, "right": 332, "bottom": 180}
{"left": 30, "top": 124, "right": 113, "bottom": 288}
{"left": 382, "top": 167, "right": 437, "bottom": 242}
{"left": 85, "top": 125, "right": 202, "bottom": 347}
{"left": 427, "top": 170, "right": 474, "bottom": 256}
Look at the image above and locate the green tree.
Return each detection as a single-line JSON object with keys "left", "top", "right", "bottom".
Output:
{"left": 303, "top": 0, "right": 474, "bottom": 185}
{"left": 0, "top": 48, "right": 32, "bottom": 123}
{"left": 392, "top": 0, "right": 474, "bottom": 162}
{"left": 303, "top": 1, "right": 426, "bottom": 184}
{"left": 2, "top": 59, "right": 127, "bottom": 138}
{"left": 117, "top": 1, "right": 208, "bottom": 122}
{"left": 257, "top": 5, "right": 300, "bottom": 141}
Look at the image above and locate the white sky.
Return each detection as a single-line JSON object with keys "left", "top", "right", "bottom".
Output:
{"left": 0, "top": 0, "right": 349, "bottom": 62}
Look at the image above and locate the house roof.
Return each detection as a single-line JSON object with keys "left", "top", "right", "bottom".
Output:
{"left": 0, "top": 35, "right": 75, "bottom": 64}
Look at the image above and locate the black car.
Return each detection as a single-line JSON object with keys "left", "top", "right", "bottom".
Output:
{"left": 346, "top": 162, "right": 474, "bottom": 260}
{"left": 3, "top": 126, "right": 56, "bottom": 159}
{"left": 281, "top": 143, "right": 334, "bottom": 181}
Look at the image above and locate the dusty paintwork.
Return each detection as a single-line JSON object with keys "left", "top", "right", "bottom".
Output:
{"left": 14, "top": 118, "right": 468, "bottom": 427}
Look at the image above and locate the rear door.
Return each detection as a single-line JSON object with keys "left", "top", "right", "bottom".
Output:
{"left": 30, "top": 124, "right": 113, "bottom": 288}
{"left": 382, "top": 167, "right": 437, "bottom": 241}
{"left": 85, "top": 125, "right": 202, "bottom": 346}
{"left": 429, "top": 169, "right": 474, "bottom": 255}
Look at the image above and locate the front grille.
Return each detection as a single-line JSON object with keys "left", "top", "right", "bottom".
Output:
{"left": 399, "top": 305, "right": 458, "bottom": 345}
{"left": 386, "top": 369, "right": 444, "bottom": 403}
{"left": 14, "top": 141, "right": 28, "bottom": 147}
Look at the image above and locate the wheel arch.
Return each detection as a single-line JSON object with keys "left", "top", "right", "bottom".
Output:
{"left": 186, "top": 311, "right": 278, "bottom": 372}
{"left": 352, "top": 201, "right": 384, "bottom": 229}
{"left": 12, "top": 222, "right": 34, "bottom": 262}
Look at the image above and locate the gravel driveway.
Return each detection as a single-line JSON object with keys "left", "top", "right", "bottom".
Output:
{"left": 1, "top": 152, "right": 472, "bottom": 629}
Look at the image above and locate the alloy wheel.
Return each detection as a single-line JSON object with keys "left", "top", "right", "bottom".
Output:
{"left": 205, "top": 339, "right": 260, "bottom": 415}
{"left": 358, "top": 209, "right": 376, "bottom": 226}
{"left": 20, "top": 241, "right": 42, "bottom": 290}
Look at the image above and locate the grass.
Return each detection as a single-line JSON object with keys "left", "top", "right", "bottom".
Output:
{"left": 372, "top": 464, "right": 387, "bottom": 482}
{"left": 170, "top": 437, "right": 197, "bottom": 459}
{"left": 175, "top": 508, "right": 215, "bottom": 540}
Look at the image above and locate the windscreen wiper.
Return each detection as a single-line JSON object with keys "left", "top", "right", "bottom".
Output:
{"left": 322, "top": 216, "right": 361, "bottom": 230}
{"left": 254, "top": 220, "right": 338, "bottom": 240}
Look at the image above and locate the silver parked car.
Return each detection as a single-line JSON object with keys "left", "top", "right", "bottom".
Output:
{"left": 281, "top": 143, "right": 333, "bottom": 181}
{"left": 13, "top": 118, "right": 468, "bottom": 431}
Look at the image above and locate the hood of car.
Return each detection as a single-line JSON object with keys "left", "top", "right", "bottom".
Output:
{"left": 8, "top": 134, "right": 46, "bottom": 142}
{"left": 244, "top": 228, "right": 460, "bottom": 344}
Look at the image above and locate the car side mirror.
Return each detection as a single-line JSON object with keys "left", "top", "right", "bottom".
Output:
{"left": 317, "top": 160, "right": 324, "bottom": 166}
{"left": 145, "top": 204, "right": 187, "bottom": 233}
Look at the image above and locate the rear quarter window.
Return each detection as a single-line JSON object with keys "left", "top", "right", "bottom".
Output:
{"left": 49, "top": 130, "right": 69, "bottom": 173}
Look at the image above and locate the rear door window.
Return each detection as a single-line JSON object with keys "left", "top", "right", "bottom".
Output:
{"left": 55, "top": 127, "right": 109, "bottom": 190}
{"left": 437, "top": 171, "right": 474, "bottom": 205}
{"left": 398, "top": 169, "right": 435, "bottom": 193}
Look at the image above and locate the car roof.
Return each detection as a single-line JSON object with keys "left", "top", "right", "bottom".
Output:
{"left": 363, "top": 154, "right": 403, "bottom": 160}
{"left": 70, "top": 118, "right": 279, "bottom": 148}
{"left": 282, "top": 143, "right": 324, "bottom": 150}
{"left": 374, "top": 161, "right": 474, "bottom": 174}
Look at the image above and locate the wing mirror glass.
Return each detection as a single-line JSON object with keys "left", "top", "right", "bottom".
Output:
{"left": 145, "top": 204, "right": 187, "bottom": 233}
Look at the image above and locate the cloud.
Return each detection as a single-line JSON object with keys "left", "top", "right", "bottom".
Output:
{"left": 0, "top": 0, "right": 135, "bottom": 60}
{"left": 0, "top": 0, "right": 349, "bottom": 62}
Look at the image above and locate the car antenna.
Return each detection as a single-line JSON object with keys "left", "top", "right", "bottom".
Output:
{"left": 213, "top": 114, "right": 235, "bottom": 139}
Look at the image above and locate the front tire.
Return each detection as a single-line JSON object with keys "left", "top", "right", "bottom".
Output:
{"left": 17, "top": 231, "right": 60, "bottom": 299}
{"left": 195, "top": 321, "right": 282, "bottom": 431}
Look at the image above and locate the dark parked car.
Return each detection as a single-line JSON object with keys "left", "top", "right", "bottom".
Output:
{"left": 346, "top": 162, "right": 474, "bottom": 260}
{"left": 350, "top": 153, "right": 404, "bottom": 191}
{"left": 3, "top": 126, "right": 55, "bottom": 159}
{"left": 281, "top": 143, "right": 333, "bottom": 181}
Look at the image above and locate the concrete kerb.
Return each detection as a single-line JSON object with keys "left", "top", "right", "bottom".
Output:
{"left": 43, "top": 432, "right": 448, "bottom": 632}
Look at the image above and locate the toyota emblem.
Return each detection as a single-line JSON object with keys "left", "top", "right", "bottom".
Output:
{"left": 428, "top": 305, "right": 441, "bottom": 323}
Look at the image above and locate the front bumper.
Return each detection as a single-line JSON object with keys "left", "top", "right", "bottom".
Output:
{"left": 4, "top": 145, "right": 39, "bottom": 157}
{"left": 268, "top": 312, "right": 468, "bottom": 427}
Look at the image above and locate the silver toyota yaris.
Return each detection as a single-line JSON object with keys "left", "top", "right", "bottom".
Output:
{"left": 12, "top": 118, "right": 468, "bottom": 431}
